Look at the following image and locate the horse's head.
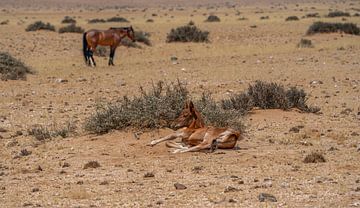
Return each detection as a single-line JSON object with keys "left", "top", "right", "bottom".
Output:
{"left": 127, "top": 26, "right": 135, "bottom": 42}
{"left": 171, "top": 100, "right": 205, "bottom": 129}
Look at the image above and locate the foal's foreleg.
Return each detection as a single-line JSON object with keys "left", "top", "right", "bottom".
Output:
{"left": 149, "top": 131, "right": 184, "bottom": 146}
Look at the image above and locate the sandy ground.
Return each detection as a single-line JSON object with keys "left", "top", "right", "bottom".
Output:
{"left": 0, "top": 0, "right": 360, "bottom": 207}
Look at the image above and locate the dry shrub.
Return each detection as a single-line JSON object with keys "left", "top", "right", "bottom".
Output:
{"left": 307, "top": 21, "right": 360, "bottom": 35}
{"left": 221, "top": 92, "right": 253, "bottom": 115}
{"left": 297, "top": 38, "right": 313, "bottom": 48}
{"left": 84, "top": 80, "right": 189, "bottom": 134}
{"left": 248, "top": 81, "right": 289, "bottom": 109}
{"left": 107, "top": 17, "right": 129, "bottom": 22}
{"left": 0, "top": 20, "right": 9, "bottom": 25}
{"left": 61, "top": 16, "right": 76, "bottom": 24}
{"left": 28, "top": 122, "right": 76, "bottom": 141}
{"left": 84, "top": 161, "right": 101, "bottom": 169}
{"left": 94, "top": 46, "right": 109, "bottom": 57}
{"left": 286, "top": 16, "right": 299, "bottom": 21}
{"left": 88, "top": 18, "right": 106, "bottom": 24}
{"left": 146, "top": 19, "right": 154, "bottom": 23}
{"left": 205, "top": 15, "right": 220, "bottom": 22}
{"left": 304, "top": 13, "right": 320, "bottom": 18}
{"left": 58, "top": 24, "right": 84, "bottom": 33}
{"left": 166, "top": 24, "right": 209, "bottom": 43}
{"left": 303, "top": 152, "right": 326, "bottom": 163}
{"left": 121, "top": 31, "right": 151, "bottom": 48}
{"left": 26, "top": 21, "right": 55, "bottom": 31}
{"left": 0, "top": 52, "right": 33, "bottom": 80}
{"left": 327, "top": 11, "right": 350, "bottom": 17}
{"left": 221, "top": 81, "right": 320, "bottom": 113}
{"left": 195, "top": 92, "right": 243, "bottom": 130}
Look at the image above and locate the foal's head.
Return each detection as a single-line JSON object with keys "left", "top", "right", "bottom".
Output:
{"left": 172, "top": 100, "right": 205, "bottom": 129}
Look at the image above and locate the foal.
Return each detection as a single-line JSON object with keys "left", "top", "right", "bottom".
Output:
{"left": 149, "top": 101, "right": 243, "bottom": 153}
{"left": 83, "top": 26, "right": 135, "bottom": 66}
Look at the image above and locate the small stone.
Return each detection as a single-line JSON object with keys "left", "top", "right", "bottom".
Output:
{"left": 258, "top": 193, "right": 277, "bottom": 202}
{"left": 55, "top": 78, "right": 68, "bottom": 83}
{"left": 228, "top": 199, "right": 237, "bottom": 203}
{"left": 19, "top": 149, "right": 31, "bottom": 157}
{"left": 77, "top": 78, "right": 87, "bottom": 82}
{"left": 32, "top": 188, "right": 40, "bottom": 192}
{"left": 144, "top": 172, "right": 154, "bottom": 178}
{"left": 62, "top": 162, "right": 70, "bottom": 168}
{"left": 100, "top": 181, "right": 109, "bottom": 185}
{"left": 351, "top": 132, "right": 359, "bottom": 136}
{"left": 174, "top": 183, "right": 187, "bottom": 190}
{"left": 0, "top": 127, "right": 7, "bottom": 132}
{"left": 36, "top": 165, "right": 43, "bottom": 171}
{"left": 224, "top": 186, "right": 241, "bottom": 193}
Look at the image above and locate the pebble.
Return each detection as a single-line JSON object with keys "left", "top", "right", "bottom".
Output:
{"left": 258, "top": 193, "right": 277, "bottom": 202}
{"left": 174, "top": 183, "right": 187, "bottom": 190}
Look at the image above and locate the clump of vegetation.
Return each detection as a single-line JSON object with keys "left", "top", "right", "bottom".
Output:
{"left": 205, "top": 15, "right": 220, "bottom": 22}
{"left": 0, "top": 52, "right": 33, "bottom": 80}
{"left": 286, "top": 16, "right": 299, "bottom": 21}
{"left": 26, "top": 21, "right": 55, "bottom": 32}
{"left": 0, "top": 20, "right": 9, "bottom": 25}
{"left": 94, "top": 46, "right": 109, "bottom": 57}
{"left": 354, "top": 13, "right": 360, "bottom": 17}
{"left": 304, "top": 13, "right": 320, "bottom": 18}
{"left": 146, "top": 19, "right": 154, "bottom": 23}
{"left": 221, "top": 81, "right": 320, "bottom": 113}
{"left": 327, "top": 11, "right": 350, "bottom": 17}
{"left": 303, "top": 152, "right": 326, "bottom": 163}
{"left": 306, "top": 21, "right": 360, "bottom": 35}
{"left": 83, "top": 161, "right": 100, "bottom": 169}
{"left": 248, "top": 81, "right": 289, "bottom": 109}
{"left": 297, "top": 38, "right": 314, "bottom": 48}
{"left": 134, "top": 31, "right": 151, "bottom": 46}
{"left": 28, "top": 122, "right": 76, "bottom": 141}
{"left": 166, "top": 24, "right": 209, "bottom": 43}
{"left": 195, "top": 92, "right": 244, "bottom": 130}
{"left": 61, "top": 16, "right": 76, "bottom": 24}
{"left": 260, "top": 16, "right": 269, "bottom": 20}
{"left": 222, "top": 92, "right": 253, "bottom": 115}
{"left": 107, "top": 16, "right": 129, "bottom": 22}
{"left": 121, "top": 31, "right": 151, "bottom": 48}
{"left": 238, "top": 17, "right": 248, "bottom": 21}
{"left": 88, "top": 18, "right": 106, "bottom": 24}
{"left": 58, "top": 24, "right": 84, "bottom": 33}
{"left": 84, "top": 80, "right": 189, "bottom": 134}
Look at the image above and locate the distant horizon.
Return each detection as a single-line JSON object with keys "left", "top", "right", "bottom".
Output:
{"left": 0, "top": 0, "right": 318, "bottom": 9}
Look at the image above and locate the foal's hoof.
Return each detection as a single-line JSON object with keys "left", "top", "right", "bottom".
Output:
{"left": 147, "top": 141, "right": 157, "bottom": 147}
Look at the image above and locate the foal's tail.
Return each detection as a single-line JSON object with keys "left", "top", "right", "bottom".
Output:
{"left": 82, "top": 32, "right": 88, "bottom": 64}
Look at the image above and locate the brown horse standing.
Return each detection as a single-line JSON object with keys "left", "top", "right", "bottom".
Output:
{"left": 83, "top": 26, "right": 135, "bottom": 66}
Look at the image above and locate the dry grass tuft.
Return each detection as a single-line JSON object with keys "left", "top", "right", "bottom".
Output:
{"left": 303, "top": 152, "right": 326, "bottom": 163}
{"left": 0, "top": 52, "right": 33, "bottom": 80}
{"left": 26, "top": 21, "right": 55, "bottom": 32}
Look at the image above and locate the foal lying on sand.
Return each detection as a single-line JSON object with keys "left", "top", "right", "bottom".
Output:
{"left": 149, "top": 101, "right": 244, "bottom": 153}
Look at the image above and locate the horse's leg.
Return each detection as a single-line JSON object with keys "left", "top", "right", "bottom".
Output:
{"left": 89, "top": 47, "right": 96, "bottom": 67}
{"left": 109, "top": 46, "right": 117, "bottom": 66}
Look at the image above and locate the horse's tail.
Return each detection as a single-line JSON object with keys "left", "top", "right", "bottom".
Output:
{"left": 82, "top": 32, "right": 88, "bottom": 64}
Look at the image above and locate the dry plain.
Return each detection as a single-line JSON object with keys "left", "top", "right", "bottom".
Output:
{"left": 0, "top": 0, "right": 360, "bottom": 207}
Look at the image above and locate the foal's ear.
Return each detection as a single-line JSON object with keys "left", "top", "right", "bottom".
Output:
{"left": 188, "top": 101, "right": 195, "bottom": 110}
